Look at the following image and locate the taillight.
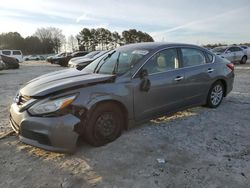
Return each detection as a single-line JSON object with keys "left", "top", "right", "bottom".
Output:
{"left": 226, "top": 63, "right": 234, "bottom": 71}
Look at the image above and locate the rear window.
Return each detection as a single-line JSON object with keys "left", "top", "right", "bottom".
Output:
{"left": 13, "top": 51, "right": 21, "bottom": 55}
{"left": 2, "top": 51, "right": 11, "bottom": 55}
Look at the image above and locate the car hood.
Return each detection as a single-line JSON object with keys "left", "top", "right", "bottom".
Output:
{"left": 20, "top": 69, "right": 115, "bottom": 97}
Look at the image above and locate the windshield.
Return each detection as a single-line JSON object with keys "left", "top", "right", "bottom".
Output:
{"left": 84, "top": 51, "right": 100, "bottom": 58}
{"left": 85, "top": 49, "right": 149, "bottom": 75}
{"left": 212, "top": 47, "right": 227, "bottom": 53}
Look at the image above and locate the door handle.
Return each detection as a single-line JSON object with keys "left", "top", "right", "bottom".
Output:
{"left": 174, "top": 76, "right": 184, "bottom": 81}
{"left": 207, "top": 68, "right": 214, "bottom": 73}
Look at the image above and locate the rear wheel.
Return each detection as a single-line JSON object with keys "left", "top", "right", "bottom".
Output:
{"left": 240, "top": 56, "right": 247, "bottom": 64}
{"left": 84, "top": 103, "right": 124, "bottom": 146}
{"left": 206, "top": 81, "right": 224, "bottom": 108}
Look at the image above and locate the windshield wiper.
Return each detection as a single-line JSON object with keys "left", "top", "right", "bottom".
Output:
{"left": 94, "top": 51, "right": 116, "bottom": 73}
{"left": 112, "top": 52, "right": 120, "bottom": 75}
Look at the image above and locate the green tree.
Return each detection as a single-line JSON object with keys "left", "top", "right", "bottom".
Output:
{"left": 111, "top": 31, "right": 122, "bottom": 48}
{"left": 77, "top": 28, "right": 91, "bottom": 51}
{"left": 122, "top": 29, "right": 154, "bottom": 44}
{"left": 77, "top": 27, "right": 154, "bottom": 51}
{"left": 23, "top": 36, "right": 43, "bottom": 54}
{"left": 0, "top": 32, "right": 24, "bottom": 50}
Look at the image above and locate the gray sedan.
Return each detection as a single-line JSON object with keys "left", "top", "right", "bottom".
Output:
{"left": 10, "top": 43, "right": 234, "bottom": 152}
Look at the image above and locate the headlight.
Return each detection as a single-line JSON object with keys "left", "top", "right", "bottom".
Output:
{"left": 28, "top": 94, "right": 77, "bottom": 115}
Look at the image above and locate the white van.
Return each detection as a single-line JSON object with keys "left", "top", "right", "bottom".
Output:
{"left": 0, "top": 50, "right": 24, "bottom": 63}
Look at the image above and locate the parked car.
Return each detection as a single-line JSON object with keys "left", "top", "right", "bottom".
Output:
{"left": 0, "top": 54, "right": 19, "bottom": 69}
{"left": 68, "top": 51, "right": 108, "bottom": 69}
{"left": 212, "top": 46, "right": 247, "bottom": 64}
{"left": 71, "top": 51, "right": 89, "bottom": 58}
{"left": 0, "top": 56, "right": 6, "bottom": 70}
{"left": 0, "top": 50, "right": 24, "bottom": 63}
{"left": 240, "top": 45, "right": 250, "bottom": 57}
{"left": 24, "top": 55, "right": 45, "bottom": 61}
{"left": 9, "top": 42, "right": 234, "bottom": 152}
{"left": 46, "top": 52, "right": 68, "bottom": 63}
{"left": 47, "top": 51, "right": 89, "bottom": 67}
{"left": 50, "top": 52, "right": 72, "bottom": 66}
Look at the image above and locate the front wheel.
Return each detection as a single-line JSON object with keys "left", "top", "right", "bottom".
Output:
{"left": 206, "top": 81, "right": 224, "bottom": 108}
{"left": 84, "top": 103, "right": 124, "bottom": 146}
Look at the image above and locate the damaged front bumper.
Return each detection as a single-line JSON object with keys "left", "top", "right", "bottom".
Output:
{"left": 9, "top": 103, "right": 80, "bottom": 153}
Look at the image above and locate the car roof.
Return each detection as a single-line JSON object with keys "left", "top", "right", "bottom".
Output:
{"left": 117, "top": 42, "right": 203, "bottom": 51}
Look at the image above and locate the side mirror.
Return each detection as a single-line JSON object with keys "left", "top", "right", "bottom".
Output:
{"left": 226, "top": 50, "right": 231, "bottom": 54}
{"left": 139, "top": 69, "right": 148, "bottom": 79}
{"left": 139, "top": 69, "right": 151, "bottom": 92}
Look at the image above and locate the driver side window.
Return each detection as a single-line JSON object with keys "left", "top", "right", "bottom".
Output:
{"left": 143, "top": 48, "right": 179, "bottom": 74}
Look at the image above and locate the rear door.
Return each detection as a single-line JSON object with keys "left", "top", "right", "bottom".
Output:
{"left": 233, "top": 47, "right": 244, "bottom": 62}
{"left": 180, "top": 47, "right": 215, "bottom": 105}
{"left": 132, "top": 48, "right": 186, "bottom": 121}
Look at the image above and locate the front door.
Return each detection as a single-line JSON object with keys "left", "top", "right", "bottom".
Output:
{"left": 132, "top": 48, "right": 186, "bottom": 121}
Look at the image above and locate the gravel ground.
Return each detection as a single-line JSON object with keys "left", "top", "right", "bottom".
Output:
{"left": 0, "top": 61, "right": 250, "bottom": 188}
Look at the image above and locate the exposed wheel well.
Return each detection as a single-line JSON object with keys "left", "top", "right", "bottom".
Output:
{"left": 92, "top": 100, "right": 129, "bottom": 129}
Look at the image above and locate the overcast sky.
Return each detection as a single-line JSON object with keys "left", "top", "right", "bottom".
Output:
{"left": 0, "top": 0, "right": 250, "bottom": 44}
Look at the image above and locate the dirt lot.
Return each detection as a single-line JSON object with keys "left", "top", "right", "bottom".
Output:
{"left": 0, "top": 61, "right": 250, "bottom": 188}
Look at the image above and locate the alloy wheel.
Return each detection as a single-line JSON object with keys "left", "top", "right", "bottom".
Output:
{"left": 210, "top": 84, "right": 223, "bottom": 106}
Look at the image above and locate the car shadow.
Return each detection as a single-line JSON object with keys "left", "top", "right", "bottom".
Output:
{"left": 0, "top": 72, "right": 17, "bottom": 75}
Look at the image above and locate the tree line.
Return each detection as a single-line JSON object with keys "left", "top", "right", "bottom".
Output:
{"left": 203, "top": 43, "right": 250, "bottom": 49}
{"left": 0, "top": 27, "right": 154, "bottom": 55}
{"left": 77, "top": 28, "right": 154, "bottom": 51}
{"left": 0, "top": 28, "right": 65, "bottom": 55}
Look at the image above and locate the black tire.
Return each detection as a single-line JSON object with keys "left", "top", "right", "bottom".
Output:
{"left": 240, "top": 56, "right": 247, "bottom": 64}
{"left": 206, "top": 81, "right": 224, "bottom": 108}
{"left": 84, "top": 103, "right": 124, "bottom": 146}
{"left": 60, "top": 62, "right": 68, "bottom": 67}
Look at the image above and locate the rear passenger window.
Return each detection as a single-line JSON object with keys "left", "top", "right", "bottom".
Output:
{"left": 13, "top": 51, "right": 21, "bottom": 55}
{"left": 2, "top": 51, "right": 11, "bottom": 55}
{"left": 181, "top": 48, "right": 206, "bottom": 67}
